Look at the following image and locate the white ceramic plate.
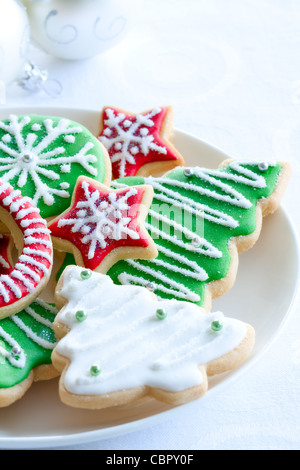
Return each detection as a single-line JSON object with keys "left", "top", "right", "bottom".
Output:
{"left": 0, "top": 107, "right": 299, "bottom": 450}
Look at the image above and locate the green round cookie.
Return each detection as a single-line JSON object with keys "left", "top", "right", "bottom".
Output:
{"left": 0, "top": 114, "right": 111, "bottom": 218}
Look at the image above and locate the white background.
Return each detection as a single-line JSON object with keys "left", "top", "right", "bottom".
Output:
{"left": 3, "top": 0, "right": 300, "bottom": 450}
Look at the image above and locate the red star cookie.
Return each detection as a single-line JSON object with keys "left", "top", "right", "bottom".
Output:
{"left": 98, "top": 106, "right": 185, "bottom": 179}
{"left": 48, "top": 176, "right": 158, "bottom": 273}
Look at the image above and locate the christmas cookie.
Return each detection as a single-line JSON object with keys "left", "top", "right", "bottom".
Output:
{"left": 48, "top": 176, "right": 158, "bottom": 273}
{"left": 0, "top": 114, "right": 111, "bottom": 220}
{"left": 52, "top": 266, "right": 255, "bottom": 410}
{"left": 0, "top": 298, "right": 58, "bottom": 408}
{"left": 0, "top": 181, "right": 53, "bottom": 320}
{"left": 98, "top": 106, "right": 185, "bottom": 180}
{"left": 108, "top": 159, "right": 291, "bottom": 311}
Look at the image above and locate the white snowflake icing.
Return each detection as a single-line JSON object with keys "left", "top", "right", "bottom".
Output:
{"left": 0, "top": 115, "right": 99, "bottom": 207}
{"left": 99, "top": 107, "right": 168, "bottom": 178}
{"left": 57, "top": 180, "right": 140, "bottom": 259}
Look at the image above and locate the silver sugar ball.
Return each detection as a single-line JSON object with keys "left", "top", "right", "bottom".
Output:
{"left": 192, "top": 236, "right": 201, "bottom": 247}
{"left": 23, "top": 153, "right": 33, "bottom": 163}
{"left": 146, "top": 282, "right": 155, "bottom": 292}
{"left": 184, "top": 168, "right": 194, "bottom": 177}
{"left": 11, "top": 345, "right": 21, "bottom": 357}
{"left": 258, "top": 162, "right": 269, "bottom": 172}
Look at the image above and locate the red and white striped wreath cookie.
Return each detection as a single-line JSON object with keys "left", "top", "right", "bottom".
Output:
{"left": 0, "top": 181, "right": 53, "bottom": 320}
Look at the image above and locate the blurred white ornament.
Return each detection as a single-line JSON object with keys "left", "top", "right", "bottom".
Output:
{"left": 0, "top": 0, "right": 30, "bottom": 84}
{"left": 23, "top": 0, "right": 138, "bottom": 61}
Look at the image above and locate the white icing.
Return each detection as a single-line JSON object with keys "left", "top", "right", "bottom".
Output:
{"left": 99, "top": 108, "right": 167, "bottom": 178}
{"left": 111, "top": 161, "right": 276, "bottom": 303}
{"left": 0, "top": 326, "right": 26, "bottom": 368}
{"left": 0, "top": 115, "right": 99, "bottom": 207}
{"left": 0, "top": 183, "right": 52, "bottom": 306}
{"left": 55, "top": 267, "right": 248, "bottom": 395}
{"left": 57, "top": 180, "right": 140, "bottom": 260}
{"left": 0, "top": 256, "right": 10, "bottom": 270}
{"left": 0, "top": 300, "right": 57, "bottom": 370}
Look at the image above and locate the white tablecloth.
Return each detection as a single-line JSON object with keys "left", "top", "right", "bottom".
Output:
{"left": 3, "top": 0, "right": 300, "bottom": 450}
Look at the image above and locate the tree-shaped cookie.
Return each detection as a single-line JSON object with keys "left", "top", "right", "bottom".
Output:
{"left": 52, "top": 266, "right": 255, "bottom": 410}
{"left": 107, "top": 160, "right": 291, "bottom": 310}
{"left": 0, "top": 298, "right": 58, "bottom": 408}
{"left": 0, "top": 114, "right": 111, "bottom": 219}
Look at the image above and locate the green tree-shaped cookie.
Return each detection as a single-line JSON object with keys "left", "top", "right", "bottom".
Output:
{"left": 107, "top": 160, "right": 290, "bottom": 309}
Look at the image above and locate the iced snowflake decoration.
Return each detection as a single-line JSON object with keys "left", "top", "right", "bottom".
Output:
{"left": 57, "top": 180, "right": 141, "bottom": 260}
{"left": 0, "top": 114, "right": 99, "bottom": 210}
{"left": 99, "top": 107, "right": 169, "bottom": 179}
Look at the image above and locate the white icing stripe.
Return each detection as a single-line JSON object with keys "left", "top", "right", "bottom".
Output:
{"left": 147, "top": 179, "right": 239, "bottom": 228}
{"left": 23, "top": 305, "right": 53, "bottom": 328}
{"left": 18, "top": 255, "right": 49, "bottom": 275}
{"left": 113, "top": 161, "right": 275, "bottom": 303}
{"left": 55, "top": 267, "right": 247, "bottom": 395}
{"left": 11, "top": 271, "right": 35, "bottom": 291}
{"left": 1, "top": 275, "right": 22, "bottom": 299}
{"left": 0, "top": 300, "right": 57, "bottom": 370}
{"left": 0, "top": 282, "right": 10, "bottom": 303}
{"left": 0, "top": 182, "right": 11, "bottom": 195}
{"left": 24, "top": 237, "right": 52, "bottom": 249}
{"left": 2, "top": 190, "right": 22, "bottom": 207}
{"left": 20, "top": 218, "right": 46, "bottom": 228}
{"left": 23, "top": 247, "right": 52, "bottom": 264}
{"left": 12, "top": 315, "right": 55, "bottom": 350}
{"left": 0, "top": 326, "right": 26, "bottom": 368}
{"left": 14, "top": 263, "right": 41, "bottom": 283}
{"left": 34, "top": 297, "right": 57, "bottom": 314}
{"left": 16, "top": 207, "right": 39, "bottom": 220}
{"left": 24, "top": 228, "right": 51, "bottom": 237}
{"left": 119, "top": 261, "right": 201, "bottom": 302}
{"left": 0, "top": 255, "right": 10, "bottom": 270}
{"left": 147, "top": 210, "right": 221, "bottom": 258}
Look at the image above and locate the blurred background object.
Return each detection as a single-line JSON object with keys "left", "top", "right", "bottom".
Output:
{"left": 22, "top": 0, "right": 138, "bottom": 60}
{"left": 0, "top": 0, "right": 30, "bottom": 85}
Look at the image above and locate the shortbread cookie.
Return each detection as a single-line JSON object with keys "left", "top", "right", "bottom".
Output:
{"left": 0, "top": 181, "right": 53, "bottom": 320}
{"left": 98, "top": 106, "right": 185, "bottom": 179}
{"left": 0, "top": 298, "right": 58, "bottom": 408}
{"left": 108, "top": 160, "right": 291, "bottom": 311}
{"left": 0, "top": 114, "right": 111, "bottom": 220}
{"left": 48, "top": 176, "right": 158, "bottom": 273}
{"left": 52, "top": 266, "right": 255, "bottom": 410}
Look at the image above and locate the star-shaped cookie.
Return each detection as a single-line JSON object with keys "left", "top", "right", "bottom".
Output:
{"left": 48, "top": 176, "right": 158, "bottom": 273}
{"left": 98, "top": 106, "right": 185, "bottom": 179}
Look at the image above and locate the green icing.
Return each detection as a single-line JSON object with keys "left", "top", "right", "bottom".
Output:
{"left": 0, "top": 299, "right": 57, "bottom": 389}
{"left": 0, "top": 114, "right": 108, "bottom": 219}
{"left": 56, "top": 252, "right": 76, "bottom": 282}
{"left": 105, "top": 161, "right": 282, "bottom": 307}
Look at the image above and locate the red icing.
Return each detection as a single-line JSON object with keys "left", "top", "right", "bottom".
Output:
{"left": 99, "top": 107, "right": 178, "bottom": 179}
{"left": 0, "top": 235, "right": 12, "bottom": 275}
{"left": 49, "top": 179, "right": 150, "bottom": 271}
{"left": 0, "top": 182, "right": 52, "bottom": 310}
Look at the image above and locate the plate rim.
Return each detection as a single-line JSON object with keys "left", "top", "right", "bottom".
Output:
{"left": 0, "top": 106, "right": 299, "bottom": 449}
